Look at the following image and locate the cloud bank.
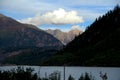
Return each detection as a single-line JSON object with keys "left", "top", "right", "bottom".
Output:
{"left": 19, "top": 8, "right": 83, "bottom": 26}
{"left": 71, "top": 25, "right": 81, "bottom": 30}
{"left": 71, "top": 25, "right": 85, "bottom": 31}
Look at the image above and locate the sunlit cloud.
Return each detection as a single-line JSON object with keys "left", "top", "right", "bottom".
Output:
{"left": 19, "top": 8, "right": 84, "bottom": 26}
{"left": 71, "top": 25, "right": 81, "bottom": 30}
{"left": 71, "top": 25, "right": 85, "bottom": 31}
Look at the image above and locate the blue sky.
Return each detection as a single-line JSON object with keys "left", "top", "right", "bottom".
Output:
{"left": 0, "top": 0, "right": 119, "bottom": 31}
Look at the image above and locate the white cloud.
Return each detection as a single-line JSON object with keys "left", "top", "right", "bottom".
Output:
{"left": 71, "top": 25, "right": 81, "bottom": 30}
{"left": 19, "top": 8, "right": 84, "bottom": 26}
{"left": 71, "top": 25, "right": 85, "bottom": 31}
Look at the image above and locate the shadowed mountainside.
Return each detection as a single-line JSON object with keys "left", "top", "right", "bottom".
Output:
{"left": 44, "top": 5, "right": 120, "bottom": 67}
{"left": 0, "top": 14, "right": 63, "bottom": 65}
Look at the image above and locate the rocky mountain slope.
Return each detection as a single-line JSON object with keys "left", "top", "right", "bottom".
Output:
{"left": 0, "top": 14, "right": 63, "bottom": 65}
{"left": 46, "top": 29, "right": 83, "bottom": 45}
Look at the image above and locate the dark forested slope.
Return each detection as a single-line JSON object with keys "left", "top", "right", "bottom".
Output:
{"left": 44, "top": 5, "right": 120, "bottom": 67}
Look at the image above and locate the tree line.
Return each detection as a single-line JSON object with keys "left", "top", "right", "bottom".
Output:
{"left": 0, "top": 67, "right": 99, "bottom": 80}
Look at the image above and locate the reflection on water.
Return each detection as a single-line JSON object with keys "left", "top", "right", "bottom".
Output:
{"left": 0, "top": 66, "right": 120, "bottom": 80}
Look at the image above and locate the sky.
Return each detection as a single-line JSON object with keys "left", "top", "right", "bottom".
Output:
{"left": 0, "top": 0, "right": 119, "bottom": 31}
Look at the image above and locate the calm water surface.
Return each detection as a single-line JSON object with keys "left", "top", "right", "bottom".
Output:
{"left": 0, "top": 66, "right": 120, "bottom": 80}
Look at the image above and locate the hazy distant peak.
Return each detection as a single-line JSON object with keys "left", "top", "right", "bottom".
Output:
{"left": 45, "top": 29, "right": 83, "bottom": 45}
{"left": 69, "top": 29, "right": 82, "bottom": 33}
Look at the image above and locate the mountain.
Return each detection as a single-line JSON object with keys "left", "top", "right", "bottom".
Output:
{"left": 45, "top": 29, "right": 83, "bottom": 45}
{"left": 0, "top": 14, "right": 63, "bottom": 65}
{"left": 44, "top": 5, "right": 120, "bottom": 67}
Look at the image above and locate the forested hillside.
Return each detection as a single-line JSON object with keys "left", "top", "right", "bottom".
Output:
{"left": 44, "top": 5, "right": 120, "bottom": 67}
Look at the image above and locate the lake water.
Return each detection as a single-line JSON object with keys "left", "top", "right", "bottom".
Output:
{"left": 0, "top": 66, "right": 120, "bottom": 80}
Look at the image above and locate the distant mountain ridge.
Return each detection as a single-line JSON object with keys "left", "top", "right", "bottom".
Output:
{"left": 46, "top": 29, "right": 83, "bottom": 45}
{"left": 0, "top": 14, "right": 63, "bottom": 65}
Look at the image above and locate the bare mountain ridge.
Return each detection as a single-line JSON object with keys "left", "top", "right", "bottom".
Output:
{"left": 46, "top": 29, "right": 83, "bottom": 45}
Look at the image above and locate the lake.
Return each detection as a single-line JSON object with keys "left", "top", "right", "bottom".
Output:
{"left": 0, "top": 66, "right": 120, "bottom": 80}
